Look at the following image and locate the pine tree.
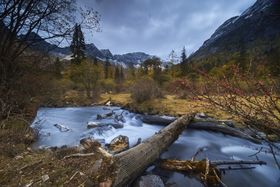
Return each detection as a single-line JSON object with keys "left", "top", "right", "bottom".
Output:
{"left": 120, "top": 67, "right": 125, "bottom": 81}
{"left": 70, "top": 24, "right": 86, "bottom": 64}
{"left": 94, "top": 57, "right": 98, "bottom": 66}
{"left": 104, "top": 58, "right": 110, "bottom": 79}
{"left": 180, "top": 46, "right": 188, "bottom": 76}
{"left": 181, "top": 47, "right": 187, "bottom": 63}
{"left": 115, "top": 66, "right": 120, "bottom": 83}
{"left": 54, "top": 57, "right": 62, "bottom": 77}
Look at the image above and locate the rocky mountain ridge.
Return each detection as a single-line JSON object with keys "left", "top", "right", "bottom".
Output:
{"left": 191, "top": 0, "right": 280, "bottom": 60}
{"left": 26, "top": 33, "right": 152, "bottom": 66}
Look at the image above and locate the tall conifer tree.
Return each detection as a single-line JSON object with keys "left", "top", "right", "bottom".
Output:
{"left": 70, "top": 24, "right": 86, "bottom": 64}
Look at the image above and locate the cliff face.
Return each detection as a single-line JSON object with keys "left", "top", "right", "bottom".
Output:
{"left": 191, "top": 0, "right": 280, "bottom": 60}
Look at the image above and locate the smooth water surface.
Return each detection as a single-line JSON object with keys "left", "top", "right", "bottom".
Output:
{"left": 32, "top": 106, "right": 280, "bottom": 187}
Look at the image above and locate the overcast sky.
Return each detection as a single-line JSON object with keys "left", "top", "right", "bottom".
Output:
{"left": 80, "top": 0, "right": 256, "bottom": 59}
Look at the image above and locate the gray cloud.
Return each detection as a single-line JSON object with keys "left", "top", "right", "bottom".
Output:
{"left": 80, "top": 0, "right": 256, "bottom": 59}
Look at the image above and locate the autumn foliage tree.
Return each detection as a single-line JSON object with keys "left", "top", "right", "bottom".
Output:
{"left": 69, "top": 60, "right": 101, "bottom": 98}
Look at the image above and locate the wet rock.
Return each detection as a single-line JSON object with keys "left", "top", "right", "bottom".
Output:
{"left": 108, "top": 135, "right": 129, "bottom": 154}
{"left": 257, "top": 132, "right": 266, "bottom": 139}
{"left": 136, "top": 138, "right": 142, "bottom": 145}
{"left": 96, "top": 112, "right": 114, "bottom": 120}
{"left": 53, "top": 124, "right": 71, "bottom": 132}
{"left": 91, "top": 126, "right": 113, "bottom": 136}
{"left": 111, "top": 123, "right": 124, "bottom": 129}
{"left": 196, "top": 112, "right": 208, "bottom": 119}
{"left": 220, "top": 120, "right": 235, "bottom": 128}
{"left": 267, "top": 134, "right": 279, "bottom": 142}
{"left": 133, "top": 175, "right": 164, "bottom": 187}
{"left": 87, "top": 121, "right": 100, "bottom": 128}
{"left": 96, "top": 114, "right": 103, "bottom": 120}
{"left": 115, "top": 115, "right": 126, "bottom": 123}
{"left": 87, "top": 122, "right": 124, "bottom": 129}
{"left": 105, "top": 100, "right": 112, "bottom": 106}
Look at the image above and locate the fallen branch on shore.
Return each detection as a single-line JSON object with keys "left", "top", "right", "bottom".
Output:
{"left": 63, "top": 153, "right": 96, "bottom": 159}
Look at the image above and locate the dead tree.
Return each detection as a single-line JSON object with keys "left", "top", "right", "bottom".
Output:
{"left": 112, "top": 114, "right": 194, "bottom": 187}
{"left": 141, "top": 115, "right": 261, "bottom": 144}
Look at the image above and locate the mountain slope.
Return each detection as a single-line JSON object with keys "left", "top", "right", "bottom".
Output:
{"left": 25, "top": 32, "right": 151, "bottom": 66}
{"left": 191, "top": 0, "right": 280, "bottom": 60}
{"left": 113, "top": 52, "right": 151, "bottom": 65}
{"left": 100, "top": 49, "right": 114, "bottom": 59}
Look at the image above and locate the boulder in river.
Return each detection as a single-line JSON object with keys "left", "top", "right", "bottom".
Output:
{"left": 87, "top": 121, "right": 100, "bottom": 128}
{"left": 87, "top": 122, "right": 124, "bottom": 129}
{"left": 110, "top": 123, "right": 124, "bottom": 129}
{"left": 133, "top": 175, "right": 164, "bottom": 187}
{"left": 108, "top": 135, "right": 129, "bottom": 154}
{"left": 53, "top": 124, "right": 71, "bottom": 132}
{"left": 96, "top": 112, "right": 114, "bottom": 120}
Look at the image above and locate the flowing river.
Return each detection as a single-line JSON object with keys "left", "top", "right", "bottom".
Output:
{"left": 31, "top": 106, "right": 280, "bottom": 187}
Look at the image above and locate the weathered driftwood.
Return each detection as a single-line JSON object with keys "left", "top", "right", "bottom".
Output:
{"left": 160, "top": 159, "right": 266, "bottom": 186}
{"left": 141, "top": 115, "right": 261, "bottom": 144}
{"left": 160, "top": 158, "right": 221, "bottom": 186}
{"left": 160, "top": 159, "right": 265, "bottom": 171}
{"left": 112, "top": 114, "right": 194, "bottom": 187}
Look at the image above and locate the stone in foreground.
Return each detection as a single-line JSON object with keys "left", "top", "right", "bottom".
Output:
{"left": 108, "top": 135, "right": 129, "bottom": 154}
{"left": 133, "top": 175, "right": 164, "bottom": 187}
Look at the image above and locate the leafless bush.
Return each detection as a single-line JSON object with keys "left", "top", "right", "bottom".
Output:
{"left": 131, "top": 78, "right": 163, "bottom": 103}
{"left": 179, "top": 66, "right": 280, "bottom": 134}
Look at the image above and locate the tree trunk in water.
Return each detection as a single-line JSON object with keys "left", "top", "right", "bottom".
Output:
{"left": 112, "top": 114, "right": 194, "bottom": 187}
{"left": 140, "top": 116, "right": 260, "bottom": 144}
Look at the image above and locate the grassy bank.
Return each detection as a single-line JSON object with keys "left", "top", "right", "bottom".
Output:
{"left": 0, "top": 119, "right": 115, "bottom": 186}
{"left": 100, "top": 93, "right": 238, "bottom": 121}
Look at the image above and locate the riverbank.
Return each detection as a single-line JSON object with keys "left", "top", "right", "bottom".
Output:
{"left": 2, "top": 106, "right": 280, "bottom": 187}
{"left": 0, "top": 92, "right": 279, "bottom": 186}
{"left": 100, "top": 93, "right": 241, "bottom": 124}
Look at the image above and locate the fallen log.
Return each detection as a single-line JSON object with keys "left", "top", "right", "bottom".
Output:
{"left": 160, "top": 159, "right": 266, "bottom": 170}
{"left": 141, "top": 115, "right": 261, "bottom": 144}
{"left": 112, "top": 114, "right": 194, "bottom": 187}
{"left": 211, "top": 160, "right": 266, "bottom": 166}
{"left": 140, "top": 115, "right": 176, "bottom": 126}
{"left": 189, "top": 122, "right": 261, "bottom": 144}
{"left": 159, "top": 159, "right": 266, "bottom": 186}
